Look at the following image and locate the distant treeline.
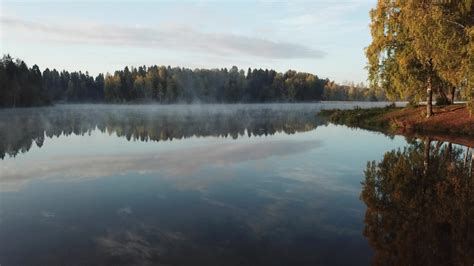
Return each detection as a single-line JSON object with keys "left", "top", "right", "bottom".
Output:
{"left": 0, "top": 55, "right": 385, "bottom": 107}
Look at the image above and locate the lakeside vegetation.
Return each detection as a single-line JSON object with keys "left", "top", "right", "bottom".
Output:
{"left": 0, "top": 55, "right": 385, "bottom": 108}
{"left": 320, "top": 105, "right": 399, "bottom": 132}
{"left": 319, "top": 1, "right": 473, "bottom": 137}
{"left": 366, "top": 1, "right": 473, "bottom": 117}
{"left": 320, "top": 104, "right": 474, "bottom": 139}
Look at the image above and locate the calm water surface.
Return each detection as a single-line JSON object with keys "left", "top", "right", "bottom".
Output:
{"left": 0, "top": 103, "right": 472, "bottom": 265}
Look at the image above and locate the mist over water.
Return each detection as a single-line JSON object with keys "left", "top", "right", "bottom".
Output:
{"left": 1, "top": 102, "right": 471, "bottom": 266}
{"left": 0, "top": 102, "right": 395, "bottom": 159}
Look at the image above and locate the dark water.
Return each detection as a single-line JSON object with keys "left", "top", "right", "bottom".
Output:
{"left": 0, "top": 103, "right": 472, "bottom": 266}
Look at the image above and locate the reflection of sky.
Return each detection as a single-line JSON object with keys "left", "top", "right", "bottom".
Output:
{"left": 1, "top": 135, "right": 320, "bottom": 189}
{"left": 0, "top": 124, "right": 406, "bottom": 193}
{"left": 0, "top": 123, "right": 407, "bottom": 265}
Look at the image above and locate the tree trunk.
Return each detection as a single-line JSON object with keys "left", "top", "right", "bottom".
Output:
{"left": 438, "top": 87, "right": 448, "bottom": 104}
{"left": 426, "top": 75, "right": 433, "bottom": 117}
{"left": 471, "top": 151, "right": 473, "bottom": 178}
{"left": 465, "top": 147, "right": 470, "bottom": 166}
{"left": 434, "top": 141, "right": 443, "bottom": 154}
{"left": 446, "top": 142, "right": 455, "bottom": 171}
{"left": 450, "top": 86, "right": 456, "bottom": 104}
{"left": 424, "top": 138, "right": 431, "bottom": 176}
{"left": 446, "top": 143, "right": 452, "bottom": 160}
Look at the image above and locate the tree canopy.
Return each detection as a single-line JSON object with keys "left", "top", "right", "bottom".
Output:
{"left": 366, "top": 0, "right": 473, "bottom": 115}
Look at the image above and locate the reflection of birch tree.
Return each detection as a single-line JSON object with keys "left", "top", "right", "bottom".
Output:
{"left": 362, "top": 140, "right": 474, "bottom": 265}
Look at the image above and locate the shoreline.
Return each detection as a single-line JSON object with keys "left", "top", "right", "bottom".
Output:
{"left": 320, "top": 104, "right": 474, "bottom": 146}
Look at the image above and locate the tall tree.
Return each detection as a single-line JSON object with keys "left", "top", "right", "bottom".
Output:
{"left": 367, "top": 0, "right": 473, "bottom": 116}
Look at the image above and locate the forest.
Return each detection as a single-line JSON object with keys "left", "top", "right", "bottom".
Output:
{"left": 0, "top": 55, "right": 384, "bottom": 107}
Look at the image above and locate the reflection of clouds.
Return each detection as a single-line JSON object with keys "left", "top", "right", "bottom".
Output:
{"left": 201, "top": 196, "right": 248, "bottom": 215}
{"left": 96, "top": 226, "right": 186, "bottom": 264}
{"left": 117, "top": 206, "right": 132, "bottom": 216}
{"left": 244, "top": 181, "right": 361, "bottom": 238}
{"left": 274, "top": 166, "right": 359, "bottom": 194}
{"left": 41, "top": 211, "right": 56, "bottom": 219}
{"left": 96, "top": 231, "right": 163, "bottom": 262}
{"left": 0, "top": 140, "right": 320, "bottom": 191}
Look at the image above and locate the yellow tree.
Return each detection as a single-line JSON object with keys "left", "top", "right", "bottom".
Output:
{"left": 367, "top": 0, "right": 473, "bottom": 116}
{"left": 402, "top": 0, "right": 472, "bottom": 106}
{"left": 366, "top": 0, "right": 432, "bottom": 113}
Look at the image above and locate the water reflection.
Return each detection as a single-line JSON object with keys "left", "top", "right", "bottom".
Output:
{"left": 362, "top": 139, "right": 474, "bottom": 265}
{"left": 2, "top": 104, "right": 392, "bottom": 265}
{"left": 1, "top": 139, "right": 321, "bottom": 191}
{"left": 0, "top": 104, "right": 325, "bottom": 159}
{"left": 6, "top": 103, "right": 464, "bottom": 265}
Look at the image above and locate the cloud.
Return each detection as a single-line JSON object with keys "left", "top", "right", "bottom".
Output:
{"left": 0, "top": 16, "right": 325, "bottom": 59}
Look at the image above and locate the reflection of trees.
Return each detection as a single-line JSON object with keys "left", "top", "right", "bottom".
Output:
{"left": 0, "top": 106, "right": 324, "bottom": 159}
{"left": 362, "top": 139, "right": 474, "bottom": 265}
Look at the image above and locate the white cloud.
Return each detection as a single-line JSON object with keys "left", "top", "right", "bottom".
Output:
{"left": 0, "top": 16, "right": 325, "bottom": 59}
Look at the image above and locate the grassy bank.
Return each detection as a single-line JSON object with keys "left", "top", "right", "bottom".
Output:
{"left": 320, "top": 104, "right": 474, "bottom": 138}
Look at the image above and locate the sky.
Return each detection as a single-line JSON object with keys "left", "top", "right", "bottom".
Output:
{"left": 0, "top": 0, "right": 375, "bottom": 84}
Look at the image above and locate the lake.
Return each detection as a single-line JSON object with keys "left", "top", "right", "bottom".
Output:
{"left": 0, "top": 103, "right": 472, "bottom": 265}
